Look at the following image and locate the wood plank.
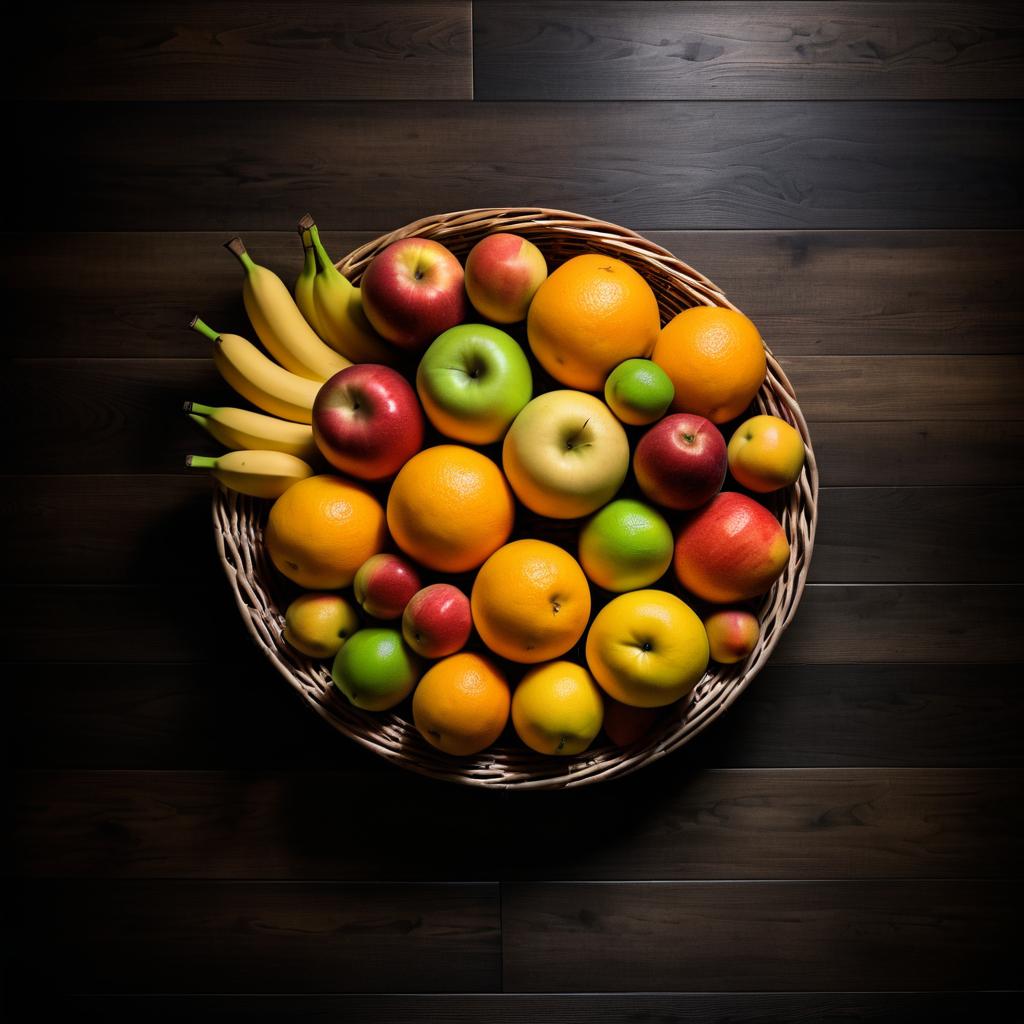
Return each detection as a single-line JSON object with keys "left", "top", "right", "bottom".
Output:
{"left": 474, "top": 2, "right": 1024, "bottom": 101}
{"left": 501, "top": 880, "right": 1021, "bottom": 991}
{"left": 7, "top": 357, "right": 1022, "bottom": 474}
{"left": 23, "top": 1, "right": 472, "bottom": 101}
{"left": 6, "top": 477, "right": 1021, "bottom": 583}
{"left": 12, "top": 663, "right": 1023, "bottom": 770}
{"left": 4, "top": 584, "right": 1020, "bottom": 664}
{"left": 14, "top": 102, "right": 1023, "bottom": 230}
{"left": 9, "top": 229, "right": 1024, "bottom": 359}
{"left": 17, "top": 992, "right": 1023, "bottom": 1024}
{"left": 11, "top": 880, "right": 499, "bottom": 993}
{"left": 14, "top": 769, "right": 1021, "bottom": 881}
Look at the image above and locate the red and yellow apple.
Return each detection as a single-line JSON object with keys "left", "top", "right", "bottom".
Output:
{"left": 502, "top": 390, "right": 630, "bottom": 519}
{"left": 465, "top": 233, "right": 548, "bottom": 323}
{"left": 703, "top": 609, "right": 761, "bottom": 664}
{"left": 727, "top": 414, "right": 806, "bottom": 493}
{"left": 674, "top": 492, "right": 790, "bottom": 603}
{"left": 633, "top": 413, "right": 727, "bottom": 511}
{"left": 283, "top": 592, "right": 360, "bottom": 659}
{"left": 402, "top": 583, "right": 473, "bottom": 659}
{"left": 353, "top": 553, "right": 422, "bottom": 620}
{"left": 360, "top": 237, "right": 467, "bottom": 351}
{"left": 312, "top": 363, "right": 424, "bottom": 480}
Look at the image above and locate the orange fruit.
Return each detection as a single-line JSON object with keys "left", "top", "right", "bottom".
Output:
{"left": 265, "top": 474, "right": 387, "bottom": 589}
{"left": 387, "top": 445, "right": 514, "bottom": 573}
{"left": 527, "top": 253, "right": 661, "bottom": 391}
{"left": 412, "top": 652, "right": 511, "bottom": 755}
{"left": 652, "top": 306, "right": 767, "bottom": 424}
{"left": 471, "top": 539, "right": 591, "bottom": 664}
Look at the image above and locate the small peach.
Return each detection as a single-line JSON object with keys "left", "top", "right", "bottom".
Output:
{"left": 465, "top": 233, "right": 548, "bottom": 323}
{"left": 402, "top": 583, "right": 473, "bottom": 659}
{"left": 728, "top": 414, "right": 805, "bottom": 493}
{"left": 353, "top": 553, "right": 421, "bottom": 620}
{"left": 703, "top": 609, "right": 761, "bottom": 664}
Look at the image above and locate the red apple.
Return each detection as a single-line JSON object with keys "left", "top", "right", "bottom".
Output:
{"left": 353, "top": 553, "right": 422, "bottom": 620}
{"left": 465, "top": 233, "right": 548, "bottom": 324}
{"left": 313, "top": 363, "right": 424, "bottom": 480}
{"left": 633, "top": 413, "right": 727, "bottom": 511}
{"left": 401, "top": 583, "right": 472, "bottom": 659}
{"left": 360, "top": 237, "right": 468, "bottom": 351}
{"left": 674, "top": 492, "right": 790, "bottom": 604}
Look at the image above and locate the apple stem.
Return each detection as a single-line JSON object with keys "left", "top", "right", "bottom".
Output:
{"left": 224, "top": 236, "right": 257, "bottom": 275}
{"left": 189, "top": 316, "right": 220, "bottom": 343}
{"left": 185, "top": 455, "right": 218, "bottom": 470}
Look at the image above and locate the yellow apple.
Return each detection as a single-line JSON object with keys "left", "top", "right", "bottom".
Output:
{"left": 727, "top": 414, "right": 805, "bottom": 493}
{"left": 585, "top": 589, "right": 709, "bottom": 708}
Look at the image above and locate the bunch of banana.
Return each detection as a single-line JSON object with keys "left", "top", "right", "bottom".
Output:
{"left": 191, "top": 316, "right": 319, "bottom": 423}
{"left": 186, "top": 450, "right": 314, "bottom": 499}
{"left": 294, "top": 214, "right": 400, "bottom": 366}
{"left": 185, "top": 401, "right": 318, "bottom": 461}
{"left": 224, "top": 236, "right": 350, "bottom": 382}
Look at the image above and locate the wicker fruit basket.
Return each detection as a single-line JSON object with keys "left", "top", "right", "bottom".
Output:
{"left": 212, "top": 207, "right": 818, "bottom": 789}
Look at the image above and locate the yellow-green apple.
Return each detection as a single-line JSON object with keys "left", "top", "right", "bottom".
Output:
{"left": 634, "top": 413, "right": 727, "bottom": 511}
{"left": 360, "top": 237, "right": 467, "bottom": 351}
{"left": 511, "top": 661, "right": 604, "bottom": 755}
{"left": 602, "top": 695, "right": 660, "bottom": 747}
{"left": 674, "top": 492, "right": 790, "bottom": 603}
{"left": 353, "top": 553, "right": 422, "bottom": 620}
{"left": 604, "top": 358, "right": 675, "bottom": 426}
{"left": 402, "top": 583, "right": 472, "bottom": 659}
{"left": 283, "top": 592, "right": 360, "bottom": 659}
{"left": 704, "top": 609, "right": 761, "bottom": 664}
{"left": 585, "top": 589, "right": 709, "bottom": 708}
{"left": 313, "top": 363, "right": 423, "bottom": 480}
{"left": 502, "top": 390, "right": 629, "bottom": 519}
{"left": 578, "top": 498, "right": 673, "bottom": 592}
{"left": 331, "top": 627, "right": 420, "bottom": 710}
{"left": 727, "top": 414, "right": 806, "bottom": 493}
{"left": 464, "top": 233, "right": 548, "bottom": 323}
{"left": 416, "top": 324, "right": 532, "bottom": 444}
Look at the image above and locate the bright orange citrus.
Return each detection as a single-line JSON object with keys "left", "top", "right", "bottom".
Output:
{"left": 412, "top": 652, "right": 511, "bottom": 755}
{"left": 471, "top": 539, "right": 591, "bottom": 664}
{"left": 387, "top": 445, "right": 514, "bottom": 573}
{"left": 265, "top": 474, "right": 387, "bottom": 589}
{"left": 651, "top": 306, "right": 767, "bottom": 424}
{"left": 527, "top": 253, "right": 661, "bottom": 391}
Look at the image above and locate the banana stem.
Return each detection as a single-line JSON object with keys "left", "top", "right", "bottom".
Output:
{"left": 186, "top": 455, "right": 218, "bottom": 470}
{"left": 297, "top": 212, "right": 315, "bottom": 233}
{"left": 309, "top": 225, "right": 336, "bottom": 276}
{"left": 190, "top": 316, "right": 221, "bottom": 343}
{"left": 185, "top": 401, "right": 216, "bottom": 415}
{"left": 188, "top": 414, "right": 209, "bottom": 431}
{"left": 224, "top": 236, "right": 257, "bottom": 274}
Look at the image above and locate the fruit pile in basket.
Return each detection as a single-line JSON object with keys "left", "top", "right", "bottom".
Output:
{"left": 186, "top": 218, "right": 805, "bottom": 758}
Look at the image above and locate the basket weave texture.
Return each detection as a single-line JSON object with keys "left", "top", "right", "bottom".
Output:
{"left": 212, "top": 207, "right": 819, "bottom": 789}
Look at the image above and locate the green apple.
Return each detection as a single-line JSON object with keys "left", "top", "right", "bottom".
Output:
{"left": 604, "top": 358, "right": 674, "bottom": 426}
{"left": 578, "top": 498, "right": 673, "bottom": 592}
{"left": 502, "top": 390, "right": 629, "bottom": 519}
{"left": 416, "top": 324, "right": 533, "bottom": 445}
{"left": 331, "top": 627, "right": 420, "bottom": 711}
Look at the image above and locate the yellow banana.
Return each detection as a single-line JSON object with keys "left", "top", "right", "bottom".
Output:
{"left": 224, "top": 236, "right": 350, "bottom": 382}
{"left": 186, "top": 449, "right": 314, "bottom": 499}
{"left": 191, "top": 316, "right": 319, "bottom": 423}
{"left": 185, "top": 401, "right": 318, "bottom": 460}
{"left": 302, "top": 216, "right": 401, "bottom": 367}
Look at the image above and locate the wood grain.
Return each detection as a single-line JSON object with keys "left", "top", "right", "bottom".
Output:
{"left": 3, "top": 584, "right": 1021, "bottom": 664}
{"left": 12, "top": 663, "right": 1022, "bottom": 770}
{"left": 10, "top": 230, "right": 1024, "bottom": 358}
{"left": 7, "top": 357, "right": 1021, "bottom": 474}
{"left": 474, "top": 2, "right": 1024, "bottom": 101}
{"left": 501, "top": 880, "right": 1021, "bottom": 991}
{"left": 22, "top": 1, "right": 472, "bottom": 101}
{"left": 14, "top": 102, "right": 1023, "bottom": 230}
{"left": 6, "top": 477, "right": 1021, "bottom": 584}
{"left": 24, "top": 992, "right": 1024, "bottom": 1023}
{"left": 14, "top": 769, "right": 1020, "bottom": 881}
{"left": 11, "top": 880, "right": 499, "bottom": 993}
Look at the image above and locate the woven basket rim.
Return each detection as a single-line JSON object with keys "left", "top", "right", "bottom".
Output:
{"left": 212, "top": 206, "right": 819, "bottom": 790}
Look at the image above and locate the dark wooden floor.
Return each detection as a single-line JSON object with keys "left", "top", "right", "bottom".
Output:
{"left": 8, "top": 2, "right": 1024, "bottom": 1019}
